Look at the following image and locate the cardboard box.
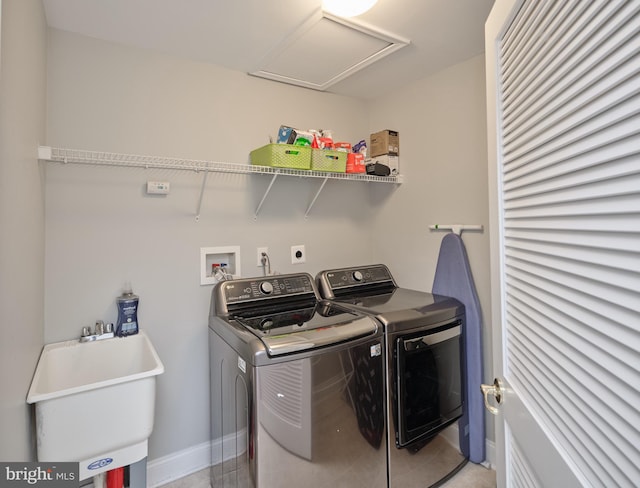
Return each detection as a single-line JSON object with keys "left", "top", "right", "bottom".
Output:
{"left": 371, "top": 154, "right": 399, "bottom": 175}
{"left": 370, "top": 130, "right": 399, "bottom": 157}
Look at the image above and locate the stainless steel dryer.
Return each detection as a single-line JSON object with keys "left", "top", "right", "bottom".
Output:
{"left": 316, "top": 264, "right": 468, "bottom": 488}
{"left": 209, "top": 273, "right": 387, "bottom": 488}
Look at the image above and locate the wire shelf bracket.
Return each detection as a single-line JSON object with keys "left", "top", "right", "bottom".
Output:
{"left": 195, "top": 169, "right": 209, "bottom": 222}
{"left": 254, "top": 173, "right": 279, "bottom": 219}
{"left": 305, "top": 177, "right": 329, "bottom": 219}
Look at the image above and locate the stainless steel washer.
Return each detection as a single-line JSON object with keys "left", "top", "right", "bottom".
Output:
{"left": 316, "top": 264, "right": 468, "bottom": 488}
{"left": 208, "top": 273, "right": 387, "bottom": 488}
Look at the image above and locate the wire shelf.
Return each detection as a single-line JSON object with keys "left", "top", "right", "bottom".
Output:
{"left": 38, "top": 146, "right": 402, "bottom": 220}
{"left": 38, "top": 146, "right": 403, "bottom": 184}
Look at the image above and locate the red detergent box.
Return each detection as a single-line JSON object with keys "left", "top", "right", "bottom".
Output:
{"left": 346, "top": 153, "right": 366, "bottom": 173}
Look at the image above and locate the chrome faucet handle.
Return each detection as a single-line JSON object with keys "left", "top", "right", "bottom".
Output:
{"left": 95, "top": 320, "right": 105, "bottom": 335}
{"left": 80, "top": 321, "right": 114, "bottom": 342}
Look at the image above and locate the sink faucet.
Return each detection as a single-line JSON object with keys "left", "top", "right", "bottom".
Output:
{"left": 80, "top": 321, "right": 115, "bottom": 342}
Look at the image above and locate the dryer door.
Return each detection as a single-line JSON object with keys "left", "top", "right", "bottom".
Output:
{"left": 395, "top": 320, "right": 464, "bottom": 448}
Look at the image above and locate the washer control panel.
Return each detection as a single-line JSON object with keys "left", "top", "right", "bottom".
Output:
{"left": 222, "top": 273, "right": 316, "bottom": 305}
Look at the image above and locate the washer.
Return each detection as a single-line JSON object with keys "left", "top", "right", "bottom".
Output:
{"left": 316, "top": 264, "right": 468, "bottom": 488}
{"left": 209, "top": 273, "right": 387, "bottom": 488}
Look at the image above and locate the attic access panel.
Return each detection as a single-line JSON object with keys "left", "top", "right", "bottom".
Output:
{"left": 250, "top": 11, "right": 410, "bottom": 91}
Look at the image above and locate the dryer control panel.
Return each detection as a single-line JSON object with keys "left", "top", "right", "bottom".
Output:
{"left": 316, "top": 264, "right": 397, "bottom": 298}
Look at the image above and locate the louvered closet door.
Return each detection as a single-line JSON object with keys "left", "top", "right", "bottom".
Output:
{"left": 485, "top": 1, "right": 640, "bottom": 487}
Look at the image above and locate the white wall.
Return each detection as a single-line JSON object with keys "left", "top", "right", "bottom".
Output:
{"left": 45, "top": 29, "right": 378, "bottom": 460}
{"left": 0, "top": 0, "right": 47, "bottom": 461}
{"left": 368, "top": 55, "right": 494, "bottom": 442}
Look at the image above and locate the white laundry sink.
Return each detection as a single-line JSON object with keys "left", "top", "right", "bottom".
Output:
{"left": 27, "top": 331, "right": 164, "bottom": 480}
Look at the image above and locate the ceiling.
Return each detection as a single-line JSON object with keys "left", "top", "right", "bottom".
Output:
{"left": 42, "top": 0, "right": 495, "bottom": 100}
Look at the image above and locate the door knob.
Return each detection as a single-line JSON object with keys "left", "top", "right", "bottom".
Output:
{"left": 480, "top": 378, "right": 504, "bottom": 415}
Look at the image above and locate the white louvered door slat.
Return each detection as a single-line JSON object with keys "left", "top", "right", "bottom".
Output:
{"left": 510, "top": 437, "right": 539, "bottom": 488}
{"left": 502, "top": 1, "right": 606, "bottom": 123}
{"left": 503, "top": 117, "right": 640, "bottom": 178}
{"left": 486, "top": 0, "right": 640, "bottom": 487}
{"left": 502, "top": 1, "right": 640, "bottom": 136}
{"left": 504, "top": 154, "right": 640, "bottom": 200}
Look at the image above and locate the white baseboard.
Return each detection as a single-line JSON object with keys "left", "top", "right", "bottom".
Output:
{"left": 484, "top": 438, "right": 496, "bottom": 469}
{"left": 440, "top": 424, "right": 496, "bottom": 469}
{"left": 440, "top": 423, "right": 461, "bottom": 449}
{"left": 147, "top": 441, "right": 211, "bottom": 488}
{"left": 147, "top": 429, "right": 247, "bottom": 487}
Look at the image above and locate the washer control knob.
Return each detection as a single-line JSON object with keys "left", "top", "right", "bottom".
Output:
{"left": 259, "top": 281, "right": 274, "bottom": 295}
{"left": 352, "top": 271, "right": 364, "bottom": 282}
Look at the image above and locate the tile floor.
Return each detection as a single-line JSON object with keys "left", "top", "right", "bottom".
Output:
{"left": 160, "top": 461, "right": 496, "bottom": 488}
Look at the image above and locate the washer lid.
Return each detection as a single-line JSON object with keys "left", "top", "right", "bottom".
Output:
{"left": 234, "top": 302, "right": 378, "bottom": 357}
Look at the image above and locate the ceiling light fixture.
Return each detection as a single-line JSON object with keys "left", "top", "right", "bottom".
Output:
{"left": 322, "top": 0, "right": 378, "bottom": 18}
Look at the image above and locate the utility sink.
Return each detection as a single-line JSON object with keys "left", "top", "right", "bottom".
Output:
{"left": 27, "top": 331, "right": 164, "bottom": 480}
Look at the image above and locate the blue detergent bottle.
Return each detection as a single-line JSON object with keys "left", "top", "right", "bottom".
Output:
{"left": 116, "top": 282, "right": 139, "bottom": 337}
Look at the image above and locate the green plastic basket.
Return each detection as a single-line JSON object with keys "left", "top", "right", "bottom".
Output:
{"left": 311, "top": 149, "right": 347, "bottom": 173}
{"left": 250, "top": 144, "right": 311, "bottom": 170}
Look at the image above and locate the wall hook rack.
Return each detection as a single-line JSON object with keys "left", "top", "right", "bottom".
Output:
{"left": 429, "top": 224, "right": 484, "bottom": 236}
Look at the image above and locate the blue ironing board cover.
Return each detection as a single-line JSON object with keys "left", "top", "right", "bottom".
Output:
{"left": 432, "top": 232, "right": 485, "bottom": 463}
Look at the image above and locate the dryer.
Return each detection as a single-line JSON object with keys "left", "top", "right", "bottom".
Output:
{"left": 316, "top": 264, "right": 468, "bottom": 488}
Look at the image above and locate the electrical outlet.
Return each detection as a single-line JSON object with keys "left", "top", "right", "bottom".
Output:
{"left": 257, "top": 247, "right": 269, "bottom": 267}
{"left": 291, "top": 245, "right": 306, "bottom": 264}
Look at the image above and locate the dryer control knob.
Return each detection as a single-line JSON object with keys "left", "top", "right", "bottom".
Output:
{"left": 353, "top": 271, "right": 364, "bottom": 282}
{"left": 259, "top": 281, "right": 274, "bottom": 295}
